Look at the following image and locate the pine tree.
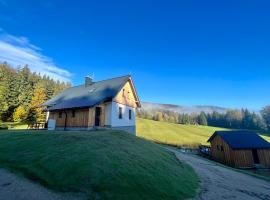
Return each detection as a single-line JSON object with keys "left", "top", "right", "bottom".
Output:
{"left": 198, "top": 112, "right": 208, "bottom": 126}
{"left": 261, "top": 106, "right": 270, "bottom": 129}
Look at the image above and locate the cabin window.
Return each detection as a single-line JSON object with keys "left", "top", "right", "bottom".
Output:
{"left": 72, "top": 110, "right": 75, "bottom": 118}
{"left": 220, "top": 146, "right": 224, "bottom": 152}
{"left": 59, "top": 111, "right": 62, "bottom": 118}
{"left": 119, "top": 107, "right": 123, "bottom": 119}
{"left": 129, "top": 109, "right": 132, "bottom": 120}
{"left": 122, "top": 89, "right": 125, "bottom": 97}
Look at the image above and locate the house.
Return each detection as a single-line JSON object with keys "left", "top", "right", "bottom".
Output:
{"left": 43, "top": 75, "right": 141, "bottom": 134}
{"left": 207, "top": 131, "right": 270, "bottom": 168}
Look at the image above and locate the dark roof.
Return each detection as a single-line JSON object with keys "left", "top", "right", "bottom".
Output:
{"left": 43, "top": 75, "right": 132, "bottom": 110}
{"left": 208, "top": 131, "right": 270, "bottom": 149}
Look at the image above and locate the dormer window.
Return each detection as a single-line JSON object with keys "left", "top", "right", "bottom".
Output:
{"left": 89, "top": 88, "right": 95, "bottom": 93}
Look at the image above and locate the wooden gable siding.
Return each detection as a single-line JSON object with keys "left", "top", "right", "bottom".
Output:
{"left": 210, "top": 135, "right": 234, "bottom": 166}
{"left": 113, "top": 80, "right": 138, "bottom": 108}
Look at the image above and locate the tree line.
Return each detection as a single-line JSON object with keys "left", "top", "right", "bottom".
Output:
{"left": 0, "top": 63, "right": 71, "bottom": 123}
{"left": 137, "top": 106, "right": 270, "bottom": 131}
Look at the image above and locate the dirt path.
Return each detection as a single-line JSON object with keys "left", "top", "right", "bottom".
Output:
{"left": 170, "top": 149, "right": 270, "bottom": 200}
{"left": 0, "top": 169, "right": 85, "bottom": 200}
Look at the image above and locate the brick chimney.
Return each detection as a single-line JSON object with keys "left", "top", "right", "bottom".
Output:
{"left": 85, "top": 76, "right": 93, "bottom": 87}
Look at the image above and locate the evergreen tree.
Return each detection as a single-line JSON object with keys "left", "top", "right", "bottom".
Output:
{"left": 198, "top": 112, "right": 208, "bottom": 126}
{"left": 0, "top": 63, "right": 71, "bottom": 122}
{"left": 261, "top": 106, "right": 270, "bottom": 129}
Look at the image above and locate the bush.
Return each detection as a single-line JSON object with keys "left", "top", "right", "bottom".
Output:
{"left": 0, "top": 123, "right": 8, "bottom": 130}
{"left": 13, "top": 106, "right": 28, "bottom": 122}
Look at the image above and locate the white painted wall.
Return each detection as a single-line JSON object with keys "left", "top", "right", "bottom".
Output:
{"left": 110, "top": 102, "right": 135, "bottom": 127}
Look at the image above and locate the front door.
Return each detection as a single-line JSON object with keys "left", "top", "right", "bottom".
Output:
{"left": 252, "top": 149, "right": 260, "bottom": 164}
{"left": 95, "top": 107, "right": 101, "bottom": 126}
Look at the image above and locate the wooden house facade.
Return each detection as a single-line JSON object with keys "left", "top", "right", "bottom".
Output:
{"left": 43, "top": 75, "right": 140, "bottom": 134}
{"left": 208, "top": 131, "right": 270, "bottom": 168}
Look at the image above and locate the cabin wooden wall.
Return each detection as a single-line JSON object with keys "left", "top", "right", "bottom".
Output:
{"left": 49, "top": 109, "right": 89, "bottom": 127}
{"left": 233, "top": 150, "right": 254, "bottom": 168}
{"left": 257, "top": 149, "right": 270, "bottom": 167}
{"left": 211, "top": 135, "right": 270, "bottom": 168}
{"left": 113, "top": 80, "right": 138, "bottom": 108}
{"left": 210, "top": 135, "right": 234, "bottom": 166}
{"left": 87, "top": 103, "right": 106, "bottom": 127}
{"left": 48, "top": 103, "right": 107, "bottom": 128}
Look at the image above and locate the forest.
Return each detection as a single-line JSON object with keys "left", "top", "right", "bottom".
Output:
{"left": 137, "top": 106, "right": 270, "bottom": 131}
{"left": 0, "top": 63, "right": 71, "bottom": 124}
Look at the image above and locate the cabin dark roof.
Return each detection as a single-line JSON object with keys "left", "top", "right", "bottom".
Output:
{"left": 43, "top": 75, "right": 131, "bottom": 110}
{"left": 208, "top": 131, "right": 270, "bottom": 149}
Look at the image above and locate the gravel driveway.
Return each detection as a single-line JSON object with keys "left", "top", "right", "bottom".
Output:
{"left": 170, "top": 149, "right": 270, "bottom": 200}
{"left": 0, "top": 169, "right": 85, "bottom": 200}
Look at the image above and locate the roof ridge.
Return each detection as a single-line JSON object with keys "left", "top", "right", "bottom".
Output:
{"left": 62, "top": 75, "right": 131, "bottom": 90}
{"left": 93, "top": 74, "right": 130, "bottom": 84}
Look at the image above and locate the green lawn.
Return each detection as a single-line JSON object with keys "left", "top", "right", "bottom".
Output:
{"left": 137, "top": 118, "right": 270, "bottom": 147}
{"left": 0, "top": 130, "right": 198, "bottom": 200}
{"left": 0, "top": 121, "right": 28, "bottom": 130}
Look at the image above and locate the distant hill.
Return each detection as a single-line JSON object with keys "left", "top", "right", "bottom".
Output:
{"left": 140, "top": 102, "right": 228, "bottom": 114}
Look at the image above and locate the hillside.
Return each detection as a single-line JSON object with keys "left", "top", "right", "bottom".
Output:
{"left": 137, "top": 118, "right": 270, "bottom": 147}
{"left": 140, "top": 102, "right": 228, "bottom": 114}
{"left": 0, "top": 130, "right": 198, "bottom": 200}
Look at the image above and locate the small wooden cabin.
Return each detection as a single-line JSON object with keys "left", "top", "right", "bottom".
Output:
{"left": 43, "top": 75, "right": 141, "bottom": 134}
{"left": 208, "top": 131, "right": 270, "bottom": 168}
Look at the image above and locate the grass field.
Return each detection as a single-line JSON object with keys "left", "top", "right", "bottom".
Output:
{"left": 137, "top": 118, "right": 270, "bottom": 147}
{"left": 0, "top": 130, "right": 198, "bottom": 200}
{"left": 0, "top": 121, "right": 27, "bottom": 130}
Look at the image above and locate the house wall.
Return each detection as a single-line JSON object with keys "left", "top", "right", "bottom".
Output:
{"left": 257, "top": 149, "right": 270, "bottom": 167}
{"left": 210, "top": 135, "right": 234, "bottom": 166}
{"left": 105, "top": 102, "right": 112, "bottom": 126}
{"left": 110, "top": 102, "right": 136, "bottom": 127}
{"left": 48, "top": 103, "right": 106, "bottom": 128}
{"left": 87, "top": 103, "right": 106, "bottom": 127}
{"left": 113, "top": 80, "right": 138, "bottom": 108}
{"left": 48, "top": 109, "right": 89, "bottom": 128}
{"left": 233, "top": 150, "right": 254, "bottom": 168}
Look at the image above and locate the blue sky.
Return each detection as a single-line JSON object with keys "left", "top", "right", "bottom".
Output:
{"left": 0, "top": 0, "right": 270, "bottom": 109}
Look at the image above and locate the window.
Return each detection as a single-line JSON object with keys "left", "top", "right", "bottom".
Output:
{"left": 59, "top": 111, "right": 62, "bottom": 118}
{"left": 220, "top": 146, "right": 224, "bottom": 152}
{"left": 119, "top": 107, "right": 123, "bottom": 119}
{"left": 122, "top": 89, "right": 125, "bottom": 97}
{"left": 129, "top": 109, "right": 132, "bottom": 120}
{"left": 72, "top": 110, "right": 75, "bottom": 118}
